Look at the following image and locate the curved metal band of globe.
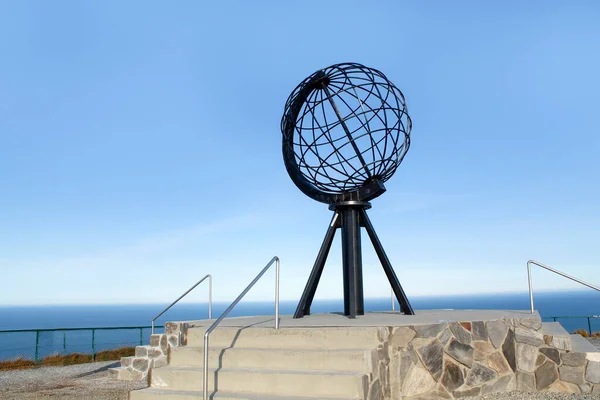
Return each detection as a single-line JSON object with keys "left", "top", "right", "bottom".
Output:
{"left": 293, "top": 202, "right": 414, "bottom": 319}
{"left": 281, "top": 67, "right": 391, "bottom": 204}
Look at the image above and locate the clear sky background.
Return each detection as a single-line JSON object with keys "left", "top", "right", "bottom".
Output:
{"left": 0, "top": 1, "right": 599, "bottom": 306}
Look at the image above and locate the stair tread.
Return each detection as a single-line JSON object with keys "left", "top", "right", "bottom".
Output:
{"left": 542, "top": 322, "right": 571, "bottom": 337}
{"left": 154, "top": 366, "right": 366, "bottom": 375}
{"left": 176, "top": 346, "right": 372, "bottom": 353}
{"left": 136, "top": 388, "right": 360, "bottom": 399}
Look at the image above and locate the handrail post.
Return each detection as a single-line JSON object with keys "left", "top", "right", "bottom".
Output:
{"left": 139, "top": 327, "right": 143, "bottom": 346}
{"left": 391, "top": 288, "right": 395, "bottom": 311}
{"left": 528, "top": 260, "right": 600, "bottom": 314}
{"left": 208, "top": 274, "right": 213, "bottom": 320}
{"left": 34, "top": 330, "right": 39, "bottom": 363}
{"left": 275, "top": 257, "right": 280, "bottom": 329}
{"left": 588, "top": 317, "right": 593, "bottom": 336}
{"left": 92, "top": 329, "right": 96, "bottom": 361}
{"left": 528, "top": 261, "right": 534, "bottom": 314}
{"left": 203, "top": 256, "right": 280, "bottom": 400}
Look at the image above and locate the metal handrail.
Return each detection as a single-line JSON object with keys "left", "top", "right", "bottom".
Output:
{"left": 203, "top": 256, "right": 280, "bottom": 400}
{"left": 151, "top": 274, "right": 212, "bottom": 334}
{"left": 527, "top": 260, "right": 600, "bottom": 314}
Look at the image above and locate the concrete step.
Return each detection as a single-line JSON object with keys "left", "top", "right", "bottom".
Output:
{"left": 169, "top": 345, "right": 373, "bottom": 371}
{"left": 570, "top": 334, "right": 600, "bottom": 353}
{"left": 185, "top": 326, "right": 380, "bottom": 349}
{"left": 130, "top": 388, "right": 360, "bottom": 400}
{"left": 149, "top": 366, "right": 368, "bottom": 398}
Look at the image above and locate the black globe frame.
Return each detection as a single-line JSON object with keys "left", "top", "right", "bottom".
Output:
{"left": 281, "top": 63, "right": 414, "bottom": 318}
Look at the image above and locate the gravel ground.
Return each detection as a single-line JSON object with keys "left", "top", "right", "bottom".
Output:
{"left": 588, "top": 338, "right": 600, "bottom": 350}
{"left": 465, "top": 392, "right": 600, "bottom": 399}
{"left": 0, "top": 361, "right": 147, "bottom": 400}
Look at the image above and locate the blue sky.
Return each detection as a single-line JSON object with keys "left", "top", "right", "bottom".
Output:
{"left": 0, "top": 1, "right": 599, "bottom": 306}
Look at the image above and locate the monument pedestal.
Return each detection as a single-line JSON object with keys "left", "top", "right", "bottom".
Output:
{"left": 122, "top": 310, "right": 600, "bottom": 399}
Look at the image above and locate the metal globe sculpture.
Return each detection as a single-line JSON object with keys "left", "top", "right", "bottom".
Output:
{"left": 282, "top": 63, "right": 415, "bottom": 318}
{"left": 282, "top": 63, "right": 412, "bottom": 204}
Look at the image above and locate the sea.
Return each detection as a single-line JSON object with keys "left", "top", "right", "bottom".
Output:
{"left": 0, "top": 290, "right": 598, "bottom": 362}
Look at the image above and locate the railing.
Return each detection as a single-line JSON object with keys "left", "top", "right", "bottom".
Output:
{"left": 203, "top": 256, "right": 280, "bottom": 400}
{"left": 0, "top": 325, "right": 158, "bottom": 363}
{"left": 527, "top": 260, "right": 600, "bottom": 314}
{"left": 152, "top": 274, "right": 212, "bottom": 334}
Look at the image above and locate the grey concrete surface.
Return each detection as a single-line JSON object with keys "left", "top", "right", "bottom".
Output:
{"left": 181, "top": 310, "right": 538, "bottom": 329}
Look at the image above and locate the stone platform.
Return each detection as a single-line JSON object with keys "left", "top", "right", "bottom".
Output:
{"left": 114, "top": 310, "right": 600, "bottom": 399}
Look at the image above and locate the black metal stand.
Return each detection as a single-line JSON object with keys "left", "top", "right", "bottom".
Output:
{"left": 294, "top": 202, "right": 414, "bottom": 319}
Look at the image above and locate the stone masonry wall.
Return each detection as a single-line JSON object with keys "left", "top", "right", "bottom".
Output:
{"left": 370, "top": 315, "right": 600, "bottom": 399}
{"left": 109, "top": 322, "right": 189, "bottom": 381}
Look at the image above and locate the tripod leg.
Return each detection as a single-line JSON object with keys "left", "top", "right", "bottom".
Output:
{"left": 359, "top": 209, "right": 415, "bottom": 315}
{"left": 294, "top": 212, "right": 340, "bottom": 318}
{"left": 341, "top": 207, "right": 364, "bottom": 318}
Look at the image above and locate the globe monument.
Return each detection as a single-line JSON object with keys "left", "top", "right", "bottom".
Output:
{"left": 281, "top": 62, "right": 414, "bottom": 318}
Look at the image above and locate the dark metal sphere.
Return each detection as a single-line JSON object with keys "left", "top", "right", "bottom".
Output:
{"left": 281, "top": 63, "right": 412, "bottom": 204}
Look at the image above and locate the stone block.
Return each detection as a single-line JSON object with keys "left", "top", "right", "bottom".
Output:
{"left": 135, "top": 346, "right": 150, "bottom": 357}
{"left": 417, "top": 340, "right": 444, "bottom": 380}
{"left": 561, "top": 352, "right": 587, "bottom": 367}
{"left": 150, "top": 334, "right": 161, "bottom": 347}
{"left": 516, "top": 343, "right": 539, "bottom": 373}
{"left": 502, "top": 329, "right": 516, "bottom": 372}
{"left": 449, "top": 322, "right": 472, "bottom": 345}
{"left": 367, "top": 378, "right": 380, "bottom": 400}
{"left": 487, "top": 319, "right": 508, "bottom": 348}
{"left": 446, "top": 338, "right": 474, "bottom": 368}
{"left": 132, "top": 358, "right": 149, "bottom": 373}
{"left": 539, "top": 347, "right": 560, "bottom": 364}
{"left": 472, "top": 321, "right": 488, "bottom": 341}
{"left": 399, "top": 350, "right": 416, "bottom": 383}
{"left": 545, "top": 335, "right": 572, "bottom": 351}
{"left": 536, "top": 360, "right": 558, "bottom": 390}
{"left": 515, "top": 327, "right": 544, "bottom": 347}
{"left": 580, "top": 383, "right": 592, "bottom": 393}
{"left": 473, "top": 341, "right": 495, "bottom": 362}
{"left": 130, "top": 369, "right": 144, "bottom": 381}
{"left": 152, "top": 357, "right": 168, "bottom": 368}
{"left": 452, "top": 386, "right": 480, "bottom": 398}
{"left": 465, "top": 362, "right": 497, "bottom": 386}
{"left": 440, "top": 360, "right": 464, "bottom": 392}
{"left": 481, "top": 374, "right": 512, "bottom": 395}
{"left": 160, "top": 335, "right": 168, "bottom": 354}
{"left": 414, "top": 323, "right": 446, "bottom": 338}
{"left": 537, "top": 353, "right": 547, "bottom": 367}
{"left": 165, "top": 322, "right": 181, "bottom": 335}
{"left": 586, "top": 361, "right": 600, "bottom": 384}
{"left": 548, "top": 380, "right": 580, "bottom": 393}
{"left": 488, "top": 351, "right": 512, "bottom": 375}
{"left": 438, "top": 328, "right": 452, "bottom": 346}
{"left": 377, "top": 327, "right": 391, "bottom": 342}
{"left": 148, "top": 348, "right": 162, "bottom": 359}
{"left": 519, "top": 317, "right": 542, "bottom": 331}
{"left": 402, "top": 365, "right": 436, "bottom": 397}
{"left": 167, "top": 334, "right": 179, "bottom": 347}
{"left": 117, "top": 368, "right": 133, "bottom": 381}
{"left": 391, "top": 326, "right": 416, "bottom": 348}
{"left": 559, "top": 365, "right": 585, "bottom": 384}
{"left": 121, "top": 356, "right": 133, "bottom": 367}
{"left": 517, "top": 371, "right": 535, "bottom": 391}
{"left": 460, "top": 322, "right": 471, "bottom": 331}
